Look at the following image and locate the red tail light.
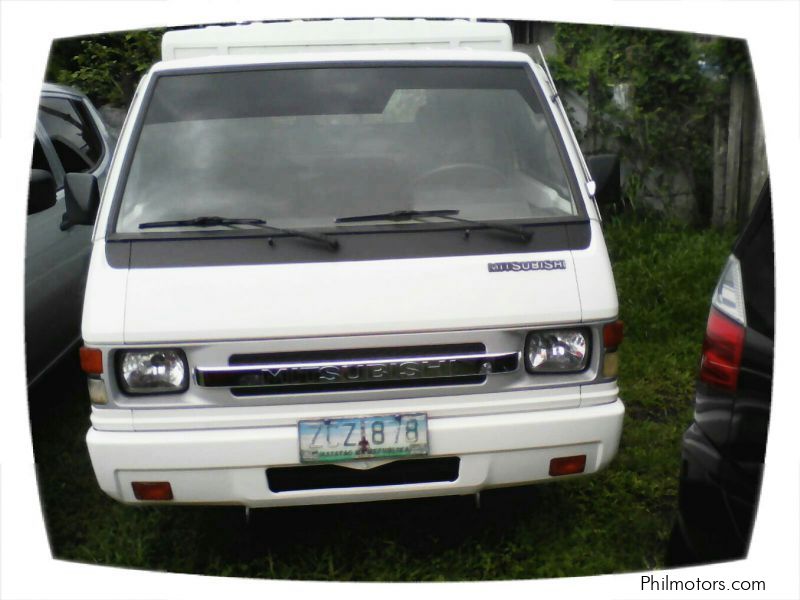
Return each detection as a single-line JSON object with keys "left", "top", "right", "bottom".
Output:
{"left": 699, "top": 307, "right": 745, "bottom": 391}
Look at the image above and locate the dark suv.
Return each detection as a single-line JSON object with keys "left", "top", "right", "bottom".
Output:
{"left": 668, "top": 180, "right": 774, "bottom": 564}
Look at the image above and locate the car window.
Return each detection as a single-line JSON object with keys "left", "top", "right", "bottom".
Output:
{"left": 38, "top": 97, "right": 102, "bottom": 174}
{"left": 31, "top": 137, "right": 53, "bottom": 174}
{"left": 116, "top": 66, "right": 578, "bottom": 233}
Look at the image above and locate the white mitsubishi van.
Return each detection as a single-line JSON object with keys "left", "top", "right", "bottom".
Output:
{"left": 71, "top": 19, "right": 625, "bottom": 506}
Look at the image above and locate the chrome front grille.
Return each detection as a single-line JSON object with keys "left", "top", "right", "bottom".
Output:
{"left": 104, "top": 327, "right": 607, "bottom": 411}
{"left": 195, "top": 344, "right": 519, "bottom": 395}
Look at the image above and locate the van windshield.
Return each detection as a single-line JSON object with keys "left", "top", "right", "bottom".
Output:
{"left": 115, "top": 65, "right": 579, "bottom": 234}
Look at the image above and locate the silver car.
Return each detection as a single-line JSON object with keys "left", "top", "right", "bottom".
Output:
{"left": 26, "top": 83, "right": 116, "bottom": 385}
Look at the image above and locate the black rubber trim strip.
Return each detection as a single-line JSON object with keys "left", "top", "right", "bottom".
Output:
{"left": 106, "top": 220, "right": 590, "bottom": 268}
{"left": 267, "top": 457, "right": 460, "bottom": 492}
{"left": 229, "top": 343, "right": 486, "bottom": 364}
{"left": 233, "top": 376, "right": 486, "bottom": 396}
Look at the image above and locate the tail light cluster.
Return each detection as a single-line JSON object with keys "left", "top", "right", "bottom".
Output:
{"left": 699, "top": 255, "right": 746, "bottom": 391}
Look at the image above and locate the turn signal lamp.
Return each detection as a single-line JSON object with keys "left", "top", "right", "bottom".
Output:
{"left": 80, "top": 347, "right": 108, "bottom": 405}
{"left": 601, "top": 320, "right": 623, "bottom": 378}
{"left": 79, "top": 346, "right": 103, "bottom": 375}
{"left": 87, "top": 378, "right": 108, "bottom": 405}
{"left": 602, "top": 351, "right": 619, "bottom": 379}
{"left": 603, "top": 320, "right": 624, "bottom": 350}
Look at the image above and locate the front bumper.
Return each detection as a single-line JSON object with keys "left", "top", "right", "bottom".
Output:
{"left": 87, "top": 398, "right": 624, "bottom": 507}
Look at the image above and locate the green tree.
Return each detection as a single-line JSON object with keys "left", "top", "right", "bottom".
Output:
{"left": 549, "top": 24, "right": 747, "bottom": 223}
{"left": 46, "top": 29, "right": 164, "bottom": 107}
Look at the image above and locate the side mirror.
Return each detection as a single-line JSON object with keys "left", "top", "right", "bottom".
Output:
{"left": 586, "top": 154, "right": 621, "bottom": 210}
{"left": 61, "top": 172, "right": 99, "bottom": 230}
{"left": 28, "top": 169, "right": 56, "bottom": 215}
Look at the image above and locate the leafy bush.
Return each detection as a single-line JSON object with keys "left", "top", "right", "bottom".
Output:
{"left": 604, "top": 215, "right": 735, "bottom": 421}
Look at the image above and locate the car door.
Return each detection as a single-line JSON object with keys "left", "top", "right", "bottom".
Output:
{"left": 25, "top": 95, "right": 103, "bottom": 384}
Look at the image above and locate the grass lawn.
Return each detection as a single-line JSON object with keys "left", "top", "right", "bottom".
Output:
{"left": 28, "top": 217, "right": 734, "bottom": 581}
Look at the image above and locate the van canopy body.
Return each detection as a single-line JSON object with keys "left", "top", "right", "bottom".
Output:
{"left": 161, "top": 19, "right": 513, "bottom": 60}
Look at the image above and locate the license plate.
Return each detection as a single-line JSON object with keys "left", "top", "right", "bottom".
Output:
{"left": 298, "top": 413, "right": 428, "bottom": 463}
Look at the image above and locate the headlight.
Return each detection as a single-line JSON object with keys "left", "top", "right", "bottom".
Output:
{"left": 116, "top": 349, "right": 188, "bottom": 394}
{"left": 524, "top": 329, "right": 589, "bottom": 373}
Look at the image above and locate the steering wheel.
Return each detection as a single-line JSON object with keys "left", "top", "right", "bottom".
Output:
{"left": 410, "top": 163, "right": 508, "bottom": 188}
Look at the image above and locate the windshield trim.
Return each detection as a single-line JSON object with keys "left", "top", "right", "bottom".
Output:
{"left": 106, "top": 214, "right": 589, "bottom": 242}
{"left": 106, "top": 218, "right": 592, "bottom": 270}
{"left": 105, "top": 59, "right": 588, "bottom": 241}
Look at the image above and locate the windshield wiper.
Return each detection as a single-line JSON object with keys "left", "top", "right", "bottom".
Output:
{"left": 138, "top": 216, "right": 339, "bottom": 250}
{"left": 336, "top": 209, "right": 532, "bottom": 242}
{"left": 336, "top": 209, "right": 461, "bottom": 223}
{"left": 139, "top": 216, "right": 266, "bottom": 229}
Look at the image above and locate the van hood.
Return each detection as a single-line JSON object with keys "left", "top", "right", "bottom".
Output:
{"left": 119, "top": 251, "right": 584, "bottom": 344}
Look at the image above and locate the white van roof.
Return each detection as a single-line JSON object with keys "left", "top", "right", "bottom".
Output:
{"left": 161, "top": 19, "right": 513, "bottom": 61}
